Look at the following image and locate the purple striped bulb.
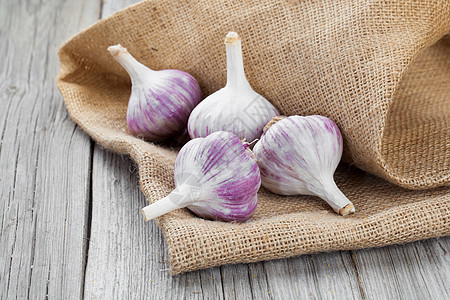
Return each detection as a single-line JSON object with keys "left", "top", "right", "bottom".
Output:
{"left": 108, "top": 44, "right": 202, "bottom": 141}
{"left": 141, "top": 131, "right": 261, "bottom": 222}
{"left": 253, "top": 115, "right": 355, "bottom": 216}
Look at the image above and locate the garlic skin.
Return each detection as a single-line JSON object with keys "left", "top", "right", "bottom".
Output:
{"left": 253, "top": 115, "right": 355, "bottom": 216}
{"left": 108, "top": 44, "right": 202, "bottom": 141}
{"left": 188, "top": 32, "right": 279, "bottom": 142}
{"left": 141, "top": 131, "right": 261, "bottom": 222}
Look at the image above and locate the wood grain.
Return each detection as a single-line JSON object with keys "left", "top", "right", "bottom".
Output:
{"left": 262, "top": 252, "right": 362, "bottom": 299}
{"left": 351, "top": 238, "right": 450, "bottom": 300}
{"left": 1, "top": 0, "right": 449, "bottom": 299}
{"left": 0, "top": 0, "right": 100, "bottom": 298}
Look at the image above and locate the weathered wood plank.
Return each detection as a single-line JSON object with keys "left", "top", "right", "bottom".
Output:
{"left": 100, "top": 0, "right": 135, "bottom": 17}
{"left": 351, "top": 238, "right": 450, "bottom": 300}
{"left": 1, "top": 0, "right": 448, "bottom": 299}
{"left": 262, "top": 252, "right": 362, "bottom": 300}
{"left": 220, "top": 264, "right": 254, "bottom": 299}
{"left": 0, "top": 0, "right": 100, "bottom": 299}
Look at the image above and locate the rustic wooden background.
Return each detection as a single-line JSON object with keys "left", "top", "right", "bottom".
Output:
{"left": 0, "top": 0, "right": 449, "bottom": 299}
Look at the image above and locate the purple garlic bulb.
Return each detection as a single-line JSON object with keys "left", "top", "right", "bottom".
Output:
{"left": 108, "top": 44, "right": 202, "bottom": 141}
{"left": 253, "top": 116, "right": 355, "bottom": 216}
{"left": 188, "top": 32, "right": 279, "bottom": 142}
{"left": 141, "top": 131, "right": 261, "bottom": 222}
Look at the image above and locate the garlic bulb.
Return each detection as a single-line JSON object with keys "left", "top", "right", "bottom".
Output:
{"left": 253, "top": 116, "right": 355, "bottom": 216}
{"left": 188, "top": 32, "right": 279, "bottom": 142}
{"left": 141, "top": 131, "right": 261, "bottom": 222}
{"left": 108, "top": 44, "right": 202, "bottom": 141}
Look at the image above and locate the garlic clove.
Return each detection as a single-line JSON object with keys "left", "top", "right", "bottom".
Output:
{"left": 141, "top": 131, "right": 261, "bottom": 222}
{"left": 108, "top": 44, "right": 202, "bottom": 142}
{"left": 253, "top": 115, "right": 355, "bottom": 216}
{"left": 187, "top": 32, "right": 279, "bottom": 142}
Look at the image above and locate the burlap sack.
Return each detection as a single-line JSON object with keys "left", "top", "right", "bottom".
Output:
{"left": 56, "top": 0, "right": 450, "bottom": 274}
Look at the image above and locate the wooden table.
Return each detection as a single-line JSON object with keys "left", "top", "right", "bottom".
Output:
{"left": 1, "top": 0, "right": 448, "bottom": 298}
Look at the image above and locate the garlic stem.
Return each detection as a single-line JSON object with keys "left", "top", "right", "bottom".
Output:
{"left": 141, "top": 184, "right": 197, "bottom": 221}
{"left": 141, "top": 195, "right": 181, "bottom": 221}
{"left": 318, "top": 180, "right": 355, "bottom": 216}
{"left": 107, "top": 44, "right": 152, "bottom": 84}
{"left": 224, "top": 32, "right": 251, "bottom": 91}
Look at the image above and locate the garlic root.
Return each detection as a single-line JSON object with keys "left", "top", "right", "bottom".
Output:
{"left": 317, "top": 180, "right": 355, "bottom": 216}
{"left": 340, "top": 203, "right": 355, "bottom": 216}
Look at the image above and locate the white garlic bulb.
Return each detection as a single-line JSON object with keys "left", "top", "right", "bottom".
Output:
{"left": 141, "top": 131, "right": 261, "bottom": 222}
{"left": 188, "top": 32, "right": 279, "bottom": 142}
{"left": 253, "top": 116, "right": 355, "bottom": 216}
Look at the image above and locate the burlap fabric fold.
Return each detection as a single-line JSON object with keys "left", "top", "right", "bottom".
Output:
{"left": 57, "top": 0, "right": 450, "bottom": 274}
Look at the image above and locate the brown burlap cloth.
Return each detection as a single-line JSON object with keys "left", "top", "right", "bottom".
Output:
{"left": 56, "top": 0, "right": 450, "bottom": 274}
